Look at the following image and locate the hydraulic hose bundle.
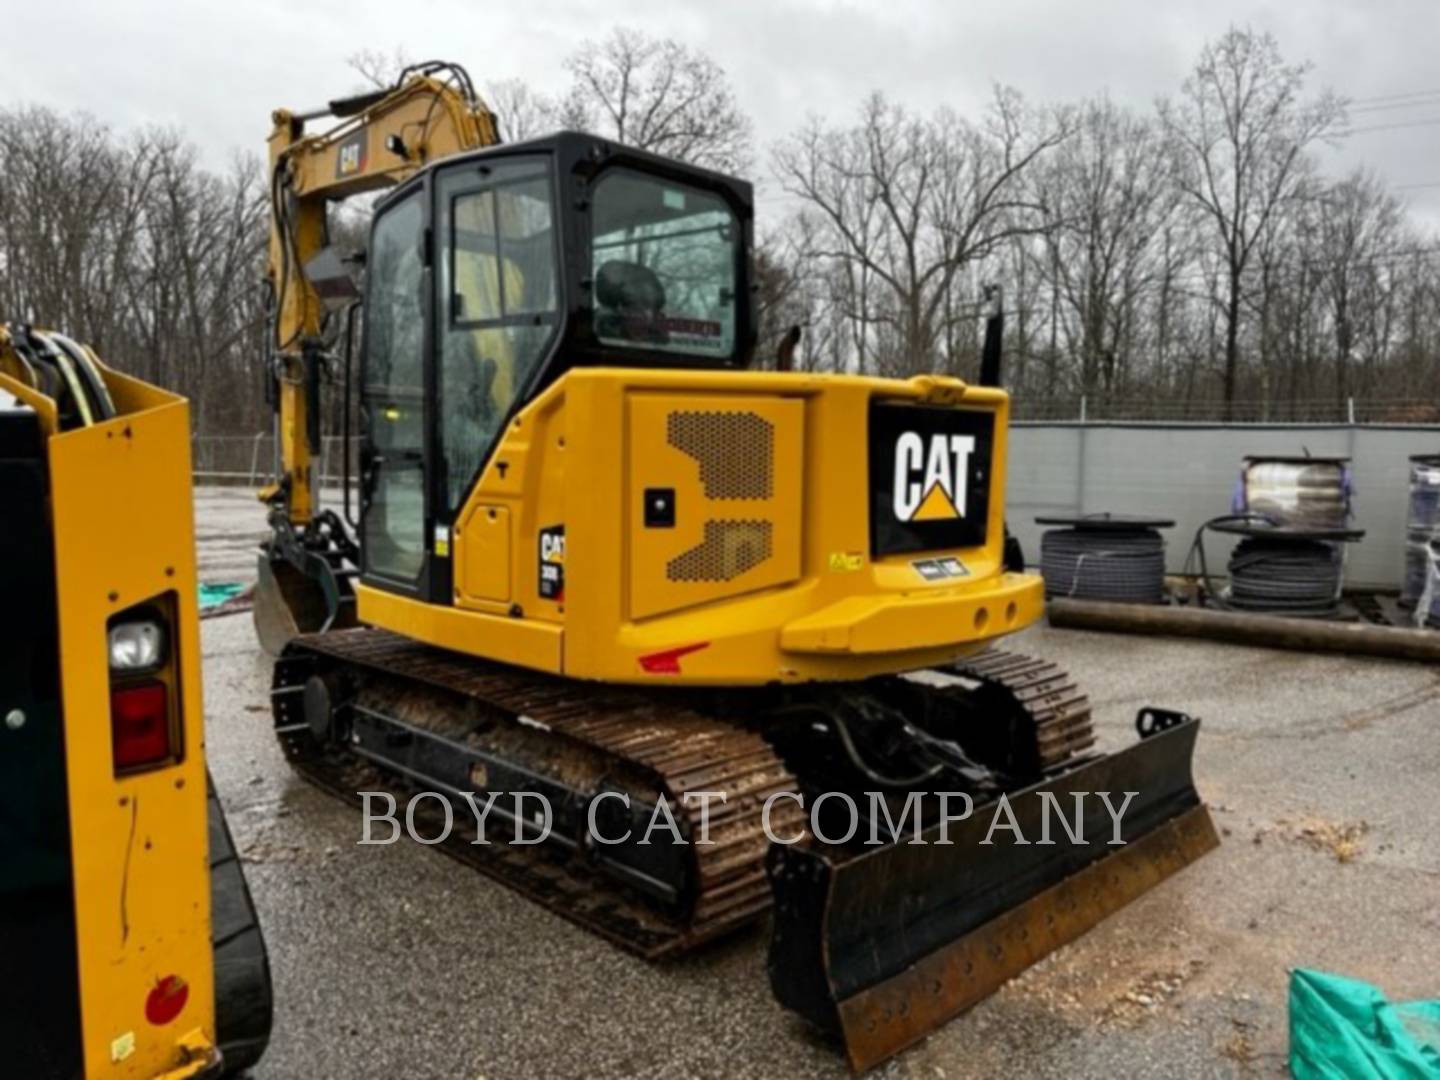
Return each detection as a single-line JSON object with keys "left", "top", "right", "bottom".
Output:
{"left": 1038, "top": 514, "right": 1171, "bottom": 604}
{"left": 1402, "top": 455, "right": 1440, "bottom": 627}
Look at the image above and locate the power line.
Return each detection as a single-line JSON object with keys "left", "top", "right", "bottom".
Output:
{"left": 1334, "top": 116, "right": 1440, "bottom": 137}
{"left": 1349, "top": 95, "right": 1440, "bottom": 116}
{"left": 1347, "top": 87, "right": 1440, "bottom": 105}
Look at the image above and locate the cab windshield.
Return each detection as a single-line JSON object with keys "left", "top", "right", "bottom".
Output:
{"left": 590, "top": 168, "right": 737, "bottom": 359}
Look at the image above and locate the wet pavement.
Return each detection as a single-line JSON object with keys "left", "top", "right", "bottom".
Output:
{"left": 195, "top": 486, "right": 1440, "bottom": 1079}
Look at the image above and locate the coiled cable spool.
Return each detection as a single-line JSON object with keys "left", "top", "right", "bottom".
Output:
{"left": 1037, "top": 514, "right": 1172, "bottom": 604}
{"left": 1237, "top": 456, "right": 1351, "bottom": 530}
{"left": 1226, "top": 537, "right": 1344, "bottom": 617}
{"left": 1185, "top": 514, "right": 1365, "bottom": 620}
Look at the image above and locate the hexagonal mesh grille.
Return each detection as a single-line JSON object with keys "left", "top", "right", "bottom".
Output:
{"left": 667, "top": 520, "right": 774, "bottom": 582}
{"left": 667, "top": 411, "right": 774, "bottom": 499}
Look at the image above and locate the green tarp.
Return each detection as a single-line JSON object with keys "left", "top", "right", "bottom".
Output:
{"left": 1290, "top": 969, "right": 1440, "bottom": 1079}
{"left": 198, "top": 582, "right": 245, "bottom": 610}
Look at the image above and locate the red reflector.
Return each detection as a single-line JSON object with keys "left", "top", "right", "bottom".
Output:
{"left": 145, "top": 974, "right": 189, "bottom": 1025}
{"left": 111, "top": 682, "right": 171, "bottom": 770}
{"left": 638, "top": 642, "right": 710, "bottom": 675}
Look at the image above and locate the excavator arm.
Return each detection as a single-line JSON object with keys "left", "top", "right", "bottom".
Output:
{"left": 266, "top": 61, "right": 499, "bottom": 522}
{"left": 256, "top": 62, "right": 499, "bottom": 652}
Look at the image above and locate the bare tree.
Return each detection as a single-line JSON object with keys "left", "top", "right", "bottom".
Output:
{"left": 774, "top": 90, "right": 1070, "bottom": 376}
{"left": 346, "top": 47, "right": 415, "bottom": 90}
{"left": 1033, "top": 98, "right": 1182, "bottom": 400}
{"left": 0, "top": 106, "right": 268, "bottom": 433}
{"left": 486, "top": 78, "right": 555, "bottom": 143}
{"left": 1312, "top": 170, "right": 1404, "bottom": 406}
{"left": 10, "top": 26, "right": 1440, "bottom": 430}
{"left": 1161, "top": 27, "right": 1344, "bottom": 419}
{"left": 559, "top": 28, "right": 752, "bottom": 171}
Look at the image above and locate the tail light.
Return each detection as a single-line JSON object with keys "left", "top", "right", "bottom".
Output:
{"left": 111, "top": 681, "right": 172, "bottom": 770}
{"left": 108, "top": 594, "right": 183, "bottom": 775}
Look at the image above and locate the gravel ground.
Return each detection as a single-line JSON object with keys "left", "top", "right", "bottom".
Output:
{"left": 196, "top": 487, "right": 1440, "bottom": 1079}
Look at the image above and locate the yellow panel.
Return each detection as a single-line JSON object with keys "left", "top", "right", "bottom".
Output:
{"left": 627, "top": 394, "right": 803, "bottom": 620}
{"left": 363, "top": 366, "right": 1041, "bottom": 686}
{"left": 456, "top": 504, "right": 511, "bottom": 604}
{"left": 47, "top": 394, "right": 217, "bottom": 1078}
{"left": 358, "top": 582, "right": 562, "bottom": 672}
{"left": 781, "top": 572, "right": 1044, "bottom": 654}
{"left": 0, "top": 369, "right": 58, "bottom": 431}
{"left": 450, "top": 383, "right": 570, "bottom": 624}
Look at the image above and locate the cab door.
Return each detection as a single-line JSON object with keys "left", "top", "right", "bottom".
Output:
{"left": 360, "top": 187, "right": 434, "bottom": 595}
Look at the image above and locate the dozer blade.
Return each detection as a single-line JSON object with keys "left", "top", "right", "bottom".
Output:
{"left": 766, "top": 714, "right": 1218, "bottom": 1072}
{"left": 253, "top": 552, "right": 355, "bottom": 656}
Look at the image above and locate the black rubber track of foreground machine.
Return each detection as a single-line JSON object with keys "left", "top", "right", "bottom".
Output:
{"left": 208, "top": 774, "right": 274, "bottom": 1076}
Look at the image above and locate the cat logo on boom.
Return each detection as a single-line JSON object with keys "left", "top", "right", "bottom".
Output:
{"left": 335, "top": 133, "right": 367, "bottom": 178}
{"left": 892, "top": 432, "right": 977, "bottom": 523}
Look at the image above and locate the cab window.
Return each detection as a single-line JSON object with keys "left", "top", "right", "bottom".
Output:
{"left": 361, "top": 190, "right": 426, "bottom": 583}
{"left": 590, "top": 169, "right": 738, "bottom": 359}
{"left": 436, "top": 158, "right": 559, "bottom": 511}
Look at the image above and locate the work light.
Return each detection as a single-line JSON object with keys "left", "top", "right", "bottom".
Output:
{"left": 108, "top": 618, "right": 166, "bottom": 672}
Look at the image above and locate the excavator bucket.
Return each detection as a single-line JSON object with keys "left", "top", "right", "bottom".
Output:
{"left": 253, "top": 549, "right": 356, "bottom": 656}
{"left": 767, "top": 713, "right": 1218, "bottom": 1072}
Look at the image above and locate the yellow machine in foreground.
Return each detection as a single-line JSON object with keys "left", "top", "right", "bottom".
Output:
{"left": 257, "top": 62, "right": 1216, "bottom": 1069}
{"left": 0, "top": 325, "right": 271, "bottom": 1078}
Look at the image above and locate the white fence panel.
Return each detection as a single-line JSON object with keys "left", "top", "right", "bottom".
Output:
{"left": 1008, "top": 423, "right": 1440, "bottom": 589}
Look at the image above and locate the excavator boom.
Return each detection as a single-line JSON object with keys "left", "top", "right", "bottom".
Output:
{"left": 256, "top": 62, "right": 500, "bottom": 653}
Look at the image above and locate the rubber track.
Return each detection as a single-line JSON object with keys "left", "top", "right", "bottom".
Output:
{"left": 945, "top": 650, "right": 1098, "bottom": 771}
{"left": 272, "top": 628, "right": 806, "bottom": 959}
{"left": 208, "top": 773, "right": 274, "bottom": 1075}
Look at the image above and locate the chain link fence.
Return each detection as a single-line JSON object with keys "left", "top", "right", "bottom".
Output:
{"left": 193, "top": 396, "right": 1439, "bottom": 483}
{"left": 192, "top": 435, "right": 360, "bottom": 487}
{"left": 1010, "top": 396, "right": 1440, "bottom": 424}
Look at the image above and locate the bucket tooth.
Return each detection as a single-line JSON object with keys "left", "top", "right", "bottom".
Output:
{"left": 766, "top": 716, "right": 1218, "bottom": 1072}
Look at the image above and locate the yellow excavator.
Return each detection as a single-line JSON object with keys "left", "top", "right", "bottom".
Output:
{"left": 256, "top": 61, "right": 1217, "bottom": 1069}
{"left": 0, "top": 325, "right": 271, "bottom": 1077}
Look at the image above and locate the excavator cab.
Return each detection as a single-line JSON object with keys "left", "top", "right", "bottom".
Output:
{"left": 355, "top": 134, "right": 755, "bottom": 608}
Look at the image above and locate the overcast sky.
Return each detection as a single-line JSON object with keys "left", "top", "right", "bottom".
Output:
{"left": 9, "top": 0, "right": 1440, "bottom": 225}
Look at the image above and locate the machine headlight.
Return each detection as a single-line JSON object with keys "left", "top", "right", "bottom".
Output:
{"left": 108, "top": 619, "right": 167, "bottom": 672}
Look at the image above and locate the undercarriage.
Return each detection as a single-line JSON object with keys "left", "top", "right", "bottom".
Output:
{"left": 272, "top": 628, "right": 1214, "bottom": 1066}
